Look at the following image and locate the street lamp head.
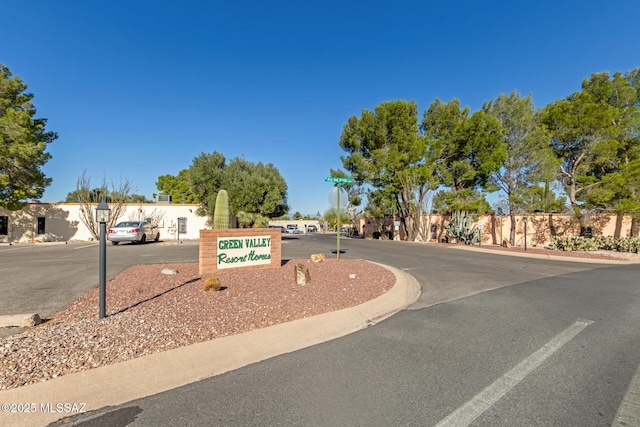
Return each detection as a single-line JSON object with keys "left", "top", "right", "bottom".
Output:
{"left": 523, "top": 216, "right": 528, "bottom": 223}
{"left": 96, "top": 200, "right": 111, "bottom": 223}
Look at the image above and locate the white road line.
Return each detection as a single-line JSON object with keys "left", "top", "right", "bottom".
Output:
{"left": 74, "top": 243, "right": 98, "bottom": 250}
{"left": 435, "top": 319, "right": 594, "bottom": 427}
{"left": 612, "top": 361, "right": 640, "bottom": 427}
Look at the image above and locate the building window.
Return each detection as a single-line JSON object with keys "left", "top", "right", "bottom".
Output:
{"left": 37, "top": 217, "right": 46, "bottom": 235}
{"left": 0, "top": 216, "right": 7, "bottom": 236}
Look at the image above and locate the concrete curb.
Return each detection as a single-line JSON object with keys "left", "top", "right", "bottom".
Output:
{"left": 0, "top": 263, "right": 420, "bottom": 427}
{"left": 448, "top": 244, "right": 640, "bottom": 264}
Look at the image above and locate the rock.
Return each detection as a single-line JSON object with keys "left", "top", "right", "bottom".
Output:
{"left": 161, "top": 268, "right": 179, "bottom": 275}
{"left": 501, "top": 239, "right": 510, "bottom": 248}
{"left": 0, "top": 313, "right": 41, "bottom": 328}
{"left": 310, "top": 253, "right": 325, "bottom": 262}
{"left": 294, "top": 263, "right": 311, "bottom": 285}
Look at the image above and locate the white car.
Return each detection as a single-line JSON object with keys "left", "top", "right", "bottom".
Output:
{"left": 107, "top": 220, "right": 160, "bottom": 245}
{"left": 286, "top": 225, "right": 299, "bottom": 234}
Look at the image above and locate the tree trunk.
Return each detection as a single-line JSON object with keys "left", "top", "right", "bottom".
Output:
{"left": 508, "top": 201, "right": 516, "bottom": 246}
{"left": 631, "top": 217, "right": 640, "bottom": 237}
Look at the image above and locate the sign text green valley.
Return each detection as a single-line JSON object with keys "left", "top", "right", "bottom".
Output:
{"left": 217, "top": 236, "right": 272, "bottom": 269}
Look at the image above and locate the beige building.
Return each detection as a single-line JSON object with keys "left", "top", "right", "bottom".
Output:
{"left": 0, "top": 202, "right": 207, "bottom": 244}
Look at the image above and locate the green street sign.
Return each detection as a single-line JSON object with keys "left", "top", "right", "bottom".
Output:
{"left": 325, "top": 176, "right": 354, "bottom": 184}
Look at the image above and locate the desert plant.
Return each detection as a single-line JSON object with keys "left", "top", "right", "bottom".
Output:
{"left": 445, "top": 210, "right": 480, "bottom": 245}
{"left": 213, "top": 189, "right": 229, "bottom": 229}
{"left": 203, "top": 277, "right": 222, "bottom": 292}
{"left": 552, "top": 235, "right": 640, "bottom": 253}
{"left": 551, "top": 236, "right": 600, "bottom": 252}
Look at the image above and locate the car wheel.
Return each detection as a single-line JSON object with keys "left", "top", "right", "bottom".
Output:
{"left": 154, "top": 232, "right": 160, "bottom": 242}
{"left": 140, "top": 234, "right": 147, "bottom": 244}
{"left": 111, "top": 241, "right": 119, "bottom": 246}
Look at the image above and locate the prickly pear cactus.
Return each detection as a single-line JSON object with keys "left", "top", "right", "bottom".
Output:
{"left": 213, "top": 189, "right": 229, "bottom": 229}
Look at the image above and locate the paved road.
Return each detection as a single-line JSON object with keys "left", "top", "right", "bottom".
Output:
{"left": 3, "top": 235, "right": 640, "bottom": 425}
{"left": 0, "top": 240, "right": 200, "bottom": 318}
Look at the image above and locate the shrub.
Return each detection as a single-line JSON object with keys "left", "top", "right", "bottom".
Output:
{"left": 551, "top": 236, "right": 640, "bottom": 253}
{"left": 203, "top": 277, "right": 222, "bottom": 292}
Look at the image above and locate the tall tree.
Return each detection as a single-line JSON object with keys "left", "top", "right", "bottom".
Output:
{"left": 579, "top": 69, "right": 640, "bottom": 233}
{"left": 222, "top": 157, "right": 289, "bottom": 218}
{"left": 541, "top": 71, "right": 631, "bottom": 229}
{"left": 422, "top": 98, "right": 506, "bottom": 214}
{"left": 188, "top": 151, "right": 227, "bottom": 217}
{"left": 483, "top": 91, "right": 555, "bottom": 245}
{"left": 339, "top": 100, "right": 431, "bottom": 241}
{"left": 0, "top": 64, "right": 57, "bottom": 210}
{"left": 188, "top": 151, "right": 288, "bottom": 221}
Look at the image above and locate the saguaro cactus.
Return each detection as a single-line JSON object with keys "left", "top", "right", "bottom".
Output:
{"left": 213, "top": 189, "right": 229, "bottom": 229}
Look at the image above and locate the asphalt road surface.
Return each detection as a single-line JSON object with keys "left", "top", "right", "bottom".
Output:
{"left": 4, "top": 234, "right": 640, "bottom": 426}
{"left": 0, "top": 239, "right": 200, "bottom": 318}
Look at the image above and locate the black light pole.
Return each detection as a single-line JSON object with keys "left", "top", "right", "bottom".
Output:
{"left": 523, "top": 216, "right": 528, "bottom": 251}
{"left": 96, "top": 200, "right": 111, "bottom": 319}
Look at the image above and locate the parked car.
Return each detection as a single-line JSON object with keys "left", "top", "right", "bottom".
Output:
{"left": 107, "top": 220, "right": 160, "bottom": 245}
{"left": 307, "top": 225, "right": 317, "bottom": 232}
{"left": 286, "top": 225, "right": 300, "bottom": 234}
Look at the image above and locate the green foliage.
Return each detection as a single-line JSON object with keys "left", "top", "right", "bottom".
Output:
{"left": 292, "top": 211, "right": 302, "bottom": 220}
{"left": 0, "top": 64, "right": 57, "bottom": 210}
{"left": 482, "top": 91, "right": 558, "bottom": 245}
{"left": 550, "top": 236, "right": 599, "bottom": 251}
{"left": 156, "top": 169, "right": 198, "bottom": 204}
{"left": 433, "top": 189, "right": 492, "bottom": 215}
{"left": 236, "top": 210, "right": 269, "bottom": 228}
{"left": 551, "top": 235, "right": 640, "bottom": 253}
{"left": 422, "top": 98, "right": 506, "bottom": 212}
{"left": 518, "top": 184, "right": 567, "bottom": 213}
{"left": 445, "top": 210, "right": 480, "bottom": 244}
{"left": 213, "top": 189, "right": 229, "bottom": 229}
{"left": 188, "top": 151, "right": 289, "bottom": 221}
{"left": 339, "top": 100, "right": 435, "bottom": 240}
{"left": 540, "top": 69, "right": 640, "bottom": 225}
{"left": 323, "top": 207, "right": 350, "bottom": 231}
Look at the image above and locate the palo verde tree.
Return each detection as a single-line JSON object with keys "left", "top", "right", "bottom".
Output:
{"left": 339, "top": 100, "right": 431, "bottom": 241}
{"left": 0, "top": 64, "right": 57, "bottom": 210}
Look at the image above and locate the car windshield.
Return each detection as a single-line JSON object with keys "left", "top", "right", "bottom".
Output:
{"left": 114, "top": 222, "right": 141, "bottom": 228}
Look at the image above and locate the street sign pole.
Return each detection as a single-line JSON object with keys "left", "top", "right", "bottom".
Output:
{"left": 336, "top": 185, "right": 341, "bottom": 260}
{"left": 325, "top": 176, "right": 354, "bottom": 261}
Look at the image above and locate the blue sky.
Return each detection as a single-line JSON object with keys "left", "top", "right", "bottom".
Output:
{"left": 3, "top": 1, "right": 639, "bottom": 216}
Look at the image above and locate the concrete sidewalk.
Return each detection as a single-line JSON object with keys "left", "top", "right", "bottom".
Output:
{"left": 0, "top": 263, "right": 421, "bottom": 427}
